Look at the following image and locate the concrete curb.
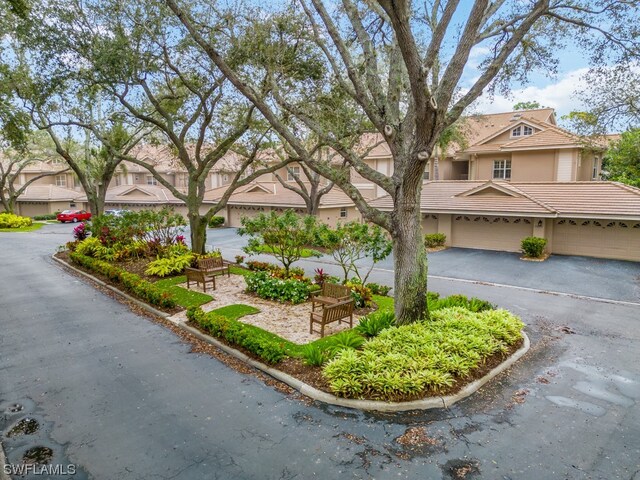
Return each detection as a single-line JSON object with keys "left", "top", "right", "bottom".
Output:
{"left": 55, "top": 254, "right": 531, "bottom": 412}
{"left": 178, "top": 322, "right": 530, "bottom": 412}
{"left": 52, "top": 255, "right": 170, "bottom": 320}
{"left": 0, "top": 441, "right": 10, "bottom": 480}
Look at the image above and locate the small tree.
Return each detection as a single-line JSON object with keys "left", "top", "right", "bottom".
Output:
{"left": 603, "top": 129, "right": 640, "bottom": 188}
{"left": 239, "top": 210, "right": 320, "bottom": 274}
{"left": 513, "top": 101, "right": 543, "bottom": 111}
{"left": 316, "top": 221, "right": 392, "bottom": 284}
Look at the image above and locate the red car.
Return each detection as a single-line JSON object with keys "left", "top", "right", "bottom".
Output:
{"left": 57, "top": 210, "right": 92, "bottom": 223}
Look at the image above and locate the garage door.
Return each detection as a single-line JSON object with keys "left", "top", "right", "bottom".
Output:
{"left": 228, "top": 206, "right": 267, "bottom": 227}
{"left": 553, "top": 219, "right": 640, "bottom": 261}
{"left": 451, "top": 215, "right": 533, "bottom": 252}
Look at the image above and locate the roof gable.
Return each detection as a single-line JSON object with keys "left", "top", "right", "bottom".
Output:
{"left": 244, "top": 183, "right": 273, "bottom": 194}
{"left": 472, "top": 119, "right": 544, "bottom": 147}
{"left": 120, "top": 186, "right": 153, "bottom": 197}
{"left": 457, "top": 181, "right": 522, "bottom": 198}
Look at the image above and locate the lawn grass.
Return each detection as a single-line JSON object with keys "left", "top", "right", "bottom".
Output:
{"left": 0, "top": 223, "right": 44, "bottom": 233}
{"left": 154, "top": 275, "right": 213, "bottom": 308}
{"left": 211, "top": 304, "right": 260, "bottom": 321}
{"left": 252, "top": 245, "right": 322, "bottom": 258}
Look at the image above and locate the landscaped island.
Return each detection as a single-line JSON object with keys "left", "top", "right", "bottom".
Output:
{"left": 57, "top": 209, "right": 525, "bottom": 405}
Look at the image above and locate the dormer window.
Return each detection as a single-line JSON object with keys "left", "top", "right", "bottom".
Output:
{"left": 511, "top": 125, "right": 533, "bottom": 138}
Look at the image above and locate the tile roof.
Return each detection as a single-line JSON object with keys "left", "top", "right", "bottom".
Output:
{"left": 369, "top": 181, "right": 640, "bottom": 220}
{"left": 75, "top": 185, "right": 185, "bottom": 204}
{"left": 500, "top": 126, "right": 580, "bottom": 150}
{"left": 204, "top": 181, "right": 354, "bottom": 208}
{"left": 18, "top": 185, "right": 82, "bottom": 201}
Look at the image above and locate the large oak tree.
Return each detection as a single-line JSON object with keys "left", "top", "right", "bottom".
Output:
{"left": 167, "top": 0, "right": 639, "bottom": 323}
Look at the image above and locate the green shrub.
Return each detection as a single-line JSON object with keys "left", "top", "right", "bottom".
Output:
{"left": 521, "top": 236, "right": 547, "bottom": 258}
{"left": 323, "top": 307, "right": 524, "bottom": 400}
{"left": 0, "top": 213, "right": 32, "bottom": 228}
{"left": 424, "top": 233, "right": 446, "bottom": 248}
{"left": 145, "top": 253, "right": 194, "bottom": 277}
{"left": 208, "top": 216, "right": 225, "bottom": 228}
{"left": 346, "top": 282, "right": 373, "bottom": 308}
{"left": 356, "top": 311, "right": 396, "bottom": 337}
{"left": 366, "top": 282, "right": 392, "bottom": 296}
{"left": 325, "top": 330, "right": 365, "bottom": 354}
{"left": 74, "top": 237, "right": 115, "bottom": 261}
{"left": 428, "top": 293, "right": 495, "bottom": 313}
{"left": 187, "top": 306, "right": 286, "bottom": 364}
{"left": 246, "top": 260, "right": 275, "bottom": 271}
{"left": 32, "top": 214, "right": 57, "bottom": 220}
{"left": 244, "top": 271, "right": 311, "bottom": 304}
{"left": 301, "top": 344, "right": 330, "bottom": 367}
{"left": 69, "top": 252, "right": 176, "bottom": 308}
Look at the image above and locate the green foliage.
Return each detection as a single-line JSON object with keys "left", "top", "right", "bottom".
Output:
{"left": 315, "top": 221, "right": 392, "bottom": 283}
{"left": 366, "top": 283, "right": 392, "bottom": 296}
{"left": 347, "top": 282, "right": 373, "bottom": 308}
{"left": 244, "top": 271, "right": 311, "bottom": 304}
{"left": 301, "top": 344, "right": 330, "bottom": 367}
{"left": 513, "top": 101, "right": 543, "bottom": 110}
{"left": 356, "top": 311, "right": 396, "bottom": 337}
{"left": 32, "top": 213, "right": 58, "bottom": 220}
{"left": 239, "top": 210, "right": 320, "bottom": 273}
{"left": 187, "top": 307, "right": 286, "bottom": 364}
{"left": 428, "top": 293, "right": 495, "bottom": 313}
{"left": 325, "top": 330, "right": 365, "bottom": 353}
{"left": 208, "top": 216, "right": 225, "bottom": 227}
{"left": 521, "top": 236, "right": 547, "bottom": 258}
{"left": 603, "top": 128, "right": 640, "bottom": 187}
{"left": 145, "top": 252, "right": 195, "bottom": 277}
{"left": 74, "top": 237, "right": 115, "bottom": 261}
{"left": 323, "top": 307, "right": 524, "bottom": 400}
{"left": 69, "top": 252, "right": 176, "bottom": 309}
{"left": 424, "top": 233, "right": 446, "bottom": 248}
{"left": 0, "top": 212, "right": 32, "bottom": 228}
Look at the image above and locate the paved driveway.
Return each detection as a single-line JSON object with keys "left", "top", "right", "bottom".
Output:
{"left": 0, "top": 224, "right": 639, "bottom": 479}
{"left": 202, "top": 228, "right": 640, "bottom": 303}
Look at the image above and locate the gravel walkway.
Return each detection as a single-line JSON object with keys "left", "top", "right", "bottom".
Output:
{"left": 168, "top": 274, "right": 358, "bottom": 344}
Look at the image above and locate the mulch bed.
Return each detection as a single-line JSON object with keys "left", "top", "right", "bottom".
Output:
{"left": 58, "top": 251, "right": 525, "bottom": 405}
{"left": 186, "top": 318, "right": 524, "bottom": 403}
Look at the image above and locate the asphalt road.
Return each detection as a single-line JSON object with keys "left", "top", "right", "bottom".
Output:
{"left": 204, "top": 227, "right": 640, "bottom": 303}
{"left": 1, "top": 224, "right": 639, "bottom": 479}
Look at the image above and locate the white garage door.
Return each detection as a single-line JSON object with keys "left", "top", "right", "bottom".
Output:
{"left": 452, "top": 215, "right": 533, "bottom": 252}
{"left": 228, "top": 206, "right": 267, "bottom": 227}
{"left": 553, "top": 219, "right": 640, "bottom": 261}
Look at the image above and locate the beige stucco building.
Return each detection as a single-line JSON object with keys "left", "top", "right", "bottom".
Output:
{"left": 4, "top": 108, "right": 639, "bottom": 262}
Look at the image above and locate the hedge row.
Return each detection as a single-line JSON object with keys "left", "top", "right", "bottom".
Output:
{"left": 187, "top": 306, "right": 286, "bottom": 364}
{"left": 69, "top": 252, "right": 176, "bottom": 309}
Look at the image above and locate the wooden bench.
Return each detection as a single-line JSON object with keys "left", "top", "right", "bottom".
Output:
{"left": 198, "top": 256, "right": 230, "bottom": 278}
{"left": 309, "top": 299, "right": 354, "bottom": 338}
{"left": 185, "top": 267, "right": 216, "bottom": 292}
{"left": 310, "top": 283, "right": 352, "bottom": 312}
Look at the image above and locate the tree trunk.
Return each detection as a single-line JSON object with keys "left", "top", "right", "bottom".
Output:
{"left": 392, "top": 196, "right": 429, "bottom": 325}
{"left": 190, "top": 211, "right": 208, "bottom": 255}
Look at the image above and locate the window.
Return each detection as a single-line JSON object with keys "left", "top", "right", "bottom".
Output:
{"left": 592, "top": 157, "right": 600, "bottom": 180}
{"left": 287, "top": 166, "right": 301, "bottom": 181}
{"left": 55, "top": 175, "right": 66, "bottom": 187}
{"left": 493, "top": 160, "right": 512, "bottom": 180}
{"left": 222, "top": 174, "right": 229, "bottom": 183}
{"left": 423, "top": 170, "right": 430, "bottom": 180}
{"left": 115, "top": 175, "right": 121, "bottom": 186}
{"left": 340, "top": 207, "right": 348, "bottom": 218}
{"left": 146, "top": 175, "right": 157, "bottom": 186}
{"left": 511, "top": 125, "right": 533, "bottom": 137}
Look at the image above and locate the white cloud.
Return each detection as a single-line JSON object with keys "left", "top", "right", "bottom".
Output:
{"left": 468, "top": 68, "right": 591, "bottom": 117}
